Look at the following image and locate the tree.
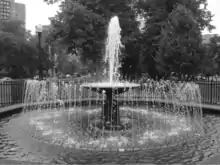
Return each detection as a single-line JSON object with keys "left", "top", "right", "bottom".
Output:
{"left": 56, "top": 52, "right": 81, "bottom": 75}
{"left": 46, "top": 0, "right": 141, "bottom": 77}
{"left": 6, "top": 40, "right": 38, "bottom": 78}
{"left": 0, "top": 31, "right": 17, "bottom": 67}
{"left": 0, "top": 20, "right": 23, "bottom": 72}
{"left": 44, "top": 0, "right": 60, "bottom": 4}
{"left": 0, "top": 20, "right": 51, "bottom": 78}
{"left": 137, "top": 0, "right": 214, "bottom": 80}
{"left": 201, "top": 35, "right": 220, "bottom": 77}
{"left": 49, "top": 0, "right": 106, "bottom": 66}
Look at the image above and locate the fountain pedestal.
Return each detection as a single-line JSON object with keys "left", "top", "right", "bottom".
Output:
{"left": 81, "top": 83, "right": 140, "bottom": 130}
{"left": 102, "top": 88, "right": 121, "bottom": 130}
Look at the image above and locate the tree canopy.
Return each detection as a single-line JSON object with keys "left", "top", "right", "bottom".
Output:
{"left": 136, "top": 0, "right": 214, "bottom": 80}
{"left": 45, "top": 0, "right": 216, "bottom": 80}
{"left": 0, "top": 20, "right": 52, "bottom": 78}
{"left": 46, "top": 0, "right": 141, "bottom": 75}
{"left": 201, "top": 35, "right": 220, "bottom": 77}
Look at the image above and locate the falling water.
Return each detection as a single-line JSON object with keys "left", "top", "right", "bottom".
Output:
{"left": 21, "top": 78, "right": 204, "bottom": 150}
{"left": 104, "top": 16, "right": 123, "bottom": 83}
{"left": 19, "top": 16, "right": 203, "bottom": 152}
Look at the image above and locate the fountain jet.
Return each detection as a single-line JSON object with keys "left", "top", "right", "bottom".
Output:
{"left": 81, "top": 16, "right": 140, "bottom": 130}
{"left": 104, "top": 16, "right": 122, "bottom": 83}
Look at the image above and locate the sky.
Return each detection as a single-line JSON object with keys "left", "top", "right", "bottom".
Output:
{"left": 15, "top": 0, "right": 59, "bottom": 34}
{"left": 15, "top": 0, "right": 220, "bottom": 35}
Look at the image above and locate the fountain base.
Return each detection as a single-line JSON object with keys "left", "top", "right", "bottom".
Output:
{"left": 81, "top": 82, "right": 140, "bottom": 131}
{"left": 101, "top": 89, "right": 121, "bottom": 130}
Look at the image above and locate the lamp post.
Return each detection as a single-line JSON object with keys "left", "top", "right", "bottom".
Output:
{"left": 53, "top": 53, "right": 57, "bottom": 77}
{"left": 48, "top": 43, "right": 52, "bottom": 77}
{"left": 35, "top": 24, "right": 43, "bottom": 80}
{"left": 48, "top": 41, "right": 56, "bottom": 78}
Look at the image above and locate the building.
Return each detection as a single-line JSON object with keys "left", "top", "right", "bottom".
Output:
{"left": 0, "top": 0, "right": 26, "bottom": 26}
{"left": 203, "top": 34, "right": 220, "bottom": 45}
{"left": 41, "top": 25, "right": 52, "bottom": 46}
{"left": 11, "top": 2, "right": 26, "bottom": 26}
{"left": 203, "top": 34, "right": 216, "bottom": 44}
{"left": 0, "top": 0, "right": 14, "bottom": 20}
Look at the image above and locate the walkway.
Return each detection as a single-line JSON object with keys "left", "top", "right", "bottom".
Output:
{"left": 0, "top": 159, "right": 41, "bottom": 164}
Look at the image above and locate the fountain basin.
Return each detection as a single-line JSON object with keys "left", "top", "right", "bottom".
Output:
{"left": 81, "top": 82, "right": 140, "bottom": 94}
{"left": 81, "top": 82, "right": 140, "bottom": 130}
{"left": 0, "top": 105, "right": 220, "bottom": 165}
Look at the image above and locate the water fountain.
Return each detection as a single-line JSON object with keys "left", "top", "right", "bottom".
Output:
{"left": 14, "top": 16, "right": 203, "bottom": 151}
{"left": 81, "top": 16, "right": 140, "bottom": 130}
{"left": 0, "top": 17, "right": 213, "bottom": 163}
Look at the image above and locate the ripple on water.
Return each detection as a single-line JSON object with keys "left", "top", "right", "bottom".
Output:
{"left": 0, "top": 109, "right": 220, "bottom": 164}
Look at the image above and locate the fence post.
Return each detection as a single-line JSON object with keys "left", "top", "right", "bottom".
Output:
{"left": 11, "top": 79, "right": 25, "bottom": 105}
{"left": 210, "top": 80, "right": 213, "bottom": 104}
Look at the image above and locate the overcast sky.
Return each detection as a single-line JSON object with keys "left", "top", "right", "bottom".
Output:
{"left": 15, "top": 0, "right": 220, "bottom": 35}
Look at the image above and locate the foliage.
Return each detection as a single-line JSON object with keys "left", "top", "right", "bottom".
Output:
{"left": 0, "top": 20, "right": 51, "bottom": 78}
{"left": 47, "top": 0, "right": 141, "bottom": 76}
{"left": 44, "top": 0, "right": 61, "bottom": 4}
{"left": 56, "top": 53, "right": 81, "bottom": 75}
{"left": 48, "top": 0, "right": 106, "bottom": 65}
{"left": 45, "top": 0, "right": 216, "bottom": 80}
{"left": 202, "top": 35, "right": 220, "bottom": 76}
{"left": 44, "top": 32, "right": 82, "bottom": 76}
{"left": 136, "top": 0, "right": 214, "bottom": 80}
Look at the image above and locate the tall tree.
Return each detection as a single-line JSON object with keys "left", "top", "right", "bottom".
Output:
{"left": 46, "top": 0, "right": 141, "bottom": 77}
{"left": 0, "top": 20, "right": 51, "bottom": 78}
{"left": 137, "top": 0, "right": 214, "bottom": 80}
{"left": 202, "top": 35, "right": 220, "bottom": 77}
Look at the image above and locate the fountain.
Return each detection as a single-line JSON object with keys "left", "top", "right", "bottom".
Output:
{"left": 9, "top": 16, "right": 202, "bottom": 152}
{"left": 0, "top": 16, "right": 213, "bottom": 165}
{"left": 81, "top": 16, "right": 140, "bottom": 130}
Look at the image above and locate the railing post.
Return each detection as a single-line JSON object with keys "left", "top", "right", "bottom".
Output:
{"left": 210, "top": 80, "right": 213, "bottom": 104}
{"left": 0, "top": 81, "right": 2, "bottom": 107}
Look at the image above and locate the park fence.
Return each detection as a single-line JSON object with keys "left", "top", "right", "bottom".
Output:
{"left": 0, "top": 79, "right": 220, "bottom": 108}
{"left": 0, "top": 79, "right": 25, "bottom": 108}
{"left": 196, "top": 80, "right": 220, "bottom": 105}
{"left": 0, "top": 76, "right": 89, "bottom": 108}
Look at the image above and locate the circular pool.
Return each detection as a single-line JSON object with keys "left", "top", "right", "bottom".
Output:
{"left": 1, "top": 106, "right": 220, "bottom": 164}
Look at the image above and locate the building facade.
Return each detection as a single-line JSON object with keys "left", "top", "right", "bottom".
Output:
{"left": 203, "top": 34, "right": 220, "bottom": 45}
{"left": 41, "top": 25, "right": 52, "bottom": 46}
{"left": 0, "top": 0, "right": 26, "bottom": 27}
{"left": 0, "top": 0, "right": 14, "bottom": 20}
{"left": 11, "top": 2, "right": 26, "bottom": 25}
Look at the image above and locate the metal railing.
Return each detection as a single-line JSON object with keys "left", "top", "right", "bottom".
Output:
{"left": 196, "top": 80, "right": 220, "bottom": 105}
{"left": 0, "top": 79, "right": 220, "bottom": 108}
{"left": 0, "top": 77, "right": 90, "bottom": 108}
{"left": 0, "top": 79, "right": 25, "bottom": 107}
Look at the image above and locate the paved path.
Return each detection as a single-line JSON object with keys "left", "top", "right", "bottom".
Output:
{"left": 199, "top": 154, "right": 220, "bottom": 164}
{"left": 0, "top": 155, "right": 220, "bottom": 165}
{"left": 0, "top": 159, "right": 43, "bottom": 164}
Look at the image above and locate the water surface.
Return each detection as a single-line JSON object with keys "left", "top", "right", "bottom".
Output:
{"left": 0, "top": 108, "right": 220, "bottom": 164}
